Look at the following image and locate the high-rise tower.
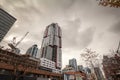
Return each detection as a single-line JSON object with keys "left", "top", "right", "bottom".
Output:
{"left": 94, "top": 67, "right": 104, "bottom": 80}
{"left": 40, "top": 23, "right": 62, "bottom": 69}
{"left": 69, "top": 58, "right": 78, "bottom": 71}
{"left": 26, "top": 44, "right": 38, "bottom": 58}
{"left": 0, "top": 8, "right": 16, "bottom": 42}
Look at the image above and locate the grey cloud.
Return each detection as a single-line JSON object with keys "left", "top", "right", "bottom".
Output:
{"left": 63, "top": 18, "right": 95, "bottom": 50}
{"left": 0, "top": 0, "right": 120, "bottom": 67}
{"left": 0, "top": 0, "right": 45, "bottom": 52}
{"left": 109, "top": 21, "right": 120, "bottom": 34}
{"left": 1, "top": 0, "right": 119, "bottom": 49}
{"left": 78, "top": 27, "right": 95, "bottom": 47}
{"left": 0, "top": 0, "right": 44, "bottom": 38}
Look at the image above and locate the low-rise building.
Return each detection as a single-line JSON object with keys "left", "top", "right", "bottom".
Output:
{"left": 40, "top": 58, "right": 55, "bottom": 70}
{"left": 62, "top": 65, "right": 87, "bottom": 80}
{"left": 40, "top": 58, "right": 61, "bottom": 73}
{"left": 62, "top": 65, "right": 75, "bottom": 73}
{"left": 63, "top": 71, "right": 86, "bottom": 80}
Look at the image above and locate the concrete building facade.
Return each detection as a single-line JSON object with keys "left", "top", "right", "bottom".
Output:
{"left": 40, "top": 23, "right": 62, "bottom": 69}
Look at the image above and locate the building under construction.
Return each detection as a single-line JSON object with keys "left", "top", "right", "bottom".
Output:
{"left": 0, "top": 8, "right": 62, "bottom": 80}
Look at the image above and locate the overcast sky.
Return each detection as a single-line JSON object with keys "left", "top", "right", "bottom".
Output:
{"left": 0, "top": 0, "right": 120, "bottom": 68}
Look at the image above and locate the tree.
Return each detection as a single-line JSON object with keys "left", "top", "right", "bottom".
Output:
{"left": 80, "top": 48, "right": 99, "bottom": 80}
{"left": 80, "top": 48, "right": 99, "bottom": 68}
{"left": 98, "top": 0, "right": 120, "bottom": 8}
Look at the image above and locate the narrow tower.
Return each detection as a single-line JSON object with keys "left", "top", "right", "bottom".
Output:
{"left": 40, "top": 23, "right": 62, "bottom": 69}
{"left": 69, "top": 58, "right": 78, "bottom": 71}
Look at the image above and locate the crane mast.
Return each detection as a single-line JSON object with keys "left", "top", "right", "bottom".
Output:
{"left": 15, "top": 32, "right": 29, "bottom": 47}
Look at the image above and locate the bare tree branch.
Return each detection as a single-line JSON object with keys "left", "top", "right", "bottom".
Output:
{"left": 80, "top": 48, "right": 99, "bottom": 67}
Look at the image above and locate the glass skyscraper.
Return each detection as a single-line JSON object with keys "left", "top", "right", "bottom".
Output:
{"left": 26, "top": 44, "right": 38, "bottom": 58}
{"left": 69, "top": 58, "right": 78, "bottom": 71}
{"left": 0, "top": 8, "right": 16, "bottom": 42}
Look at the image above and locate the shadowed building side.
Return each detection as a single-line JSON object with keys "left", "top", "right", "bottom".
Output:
{"left": 0, "top": 8, "right": 16, "bottom": 42}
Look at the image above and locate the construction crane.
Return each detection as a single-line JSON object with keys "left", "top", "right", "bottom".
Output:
{"left": 8, "top": 32, "right": 29, "bottom": 54}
